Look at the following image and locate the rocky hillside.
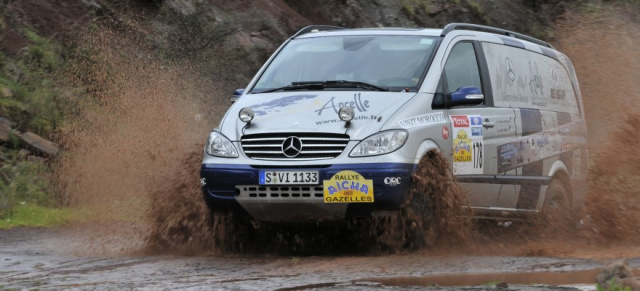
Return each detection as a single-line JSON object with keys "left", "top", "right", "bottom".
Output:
{"left": 0, "top": 0, "right": 571, "bottom": 138}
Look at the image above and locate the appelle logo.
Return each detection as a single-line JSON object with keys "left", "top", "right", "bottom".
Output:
{"left": 451, "top": 116, "right": 469, "bottom": 127}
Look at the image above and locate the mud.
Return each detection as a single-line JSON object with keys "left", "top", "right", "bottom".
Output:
{"left": 145, "top": 147, "right": 474, "bottom": 255}
{"left": 350, "top": 149, "right": 472, "bottom": 252}
{"left": 411, "top": 149, "right": 473, "bottom": 247}
{"left": 54, "top": 16, "right": 221, "bottom": 255}
{"left": 553, "top": 7, "right": 640, "bottom": 245}
{"left": 3, "top": 227, "right": 635, "bottom": 290}
{"left": 367, "top": 270, "right": 603, "bottom": 287}
{"left": 145, "top": 151, "right": 212, "bottom": 255}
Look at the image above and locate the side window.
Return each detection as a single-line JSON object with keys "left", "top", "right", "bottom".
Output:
{"left": 443, "top": 42, "right": 482, "bottom": 93}
{"left": 432, "top": 42, "right": 483, "bottom": 109}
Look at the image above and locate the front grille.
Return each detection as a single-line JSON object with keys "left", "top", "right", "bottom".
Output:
{"left": 241, "top": 133, "right": 350, "bottom": 160}
{"left": 236, "top": 185, "right": 324, "bottom": 199}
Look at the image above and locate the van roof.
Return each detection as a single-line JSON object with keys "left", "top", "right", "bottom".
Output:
{"left": 293, "top": 23, "right": 553, "bottom": 49}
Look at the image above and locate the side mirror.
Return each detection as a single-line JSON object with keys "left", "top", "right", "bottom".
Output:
{"left": 231, "top": 88, "right": 245, "bottom": 103}
{"left": 450, "top": 86, "right": 484, "bottom": 106}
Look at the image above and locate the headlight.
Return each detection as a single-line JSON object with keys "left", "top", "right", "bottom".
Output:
{"left": 339, "top": 106, "right": 355, "bottom": 122}
{"left": 350, "top": 130, "right": 408, "bottom": 157}
{"left": 205, "top": 131, "right": 239, "bottom": 158}
{"left": 239, "top": 107, "right": 254, "bottom": 123}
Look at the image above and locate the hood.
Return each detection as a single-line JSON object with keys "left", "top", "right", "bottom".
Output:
{"left": 219, "top": 91, "right": 416, "bottom": 140}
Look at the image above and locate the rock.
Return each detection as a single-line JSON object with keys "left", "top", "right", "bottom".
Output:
{"left": 426, "top": 4, "right": 443, "bottom": 15}
{"left": 17, "top": 132, "right": 59, "bottom": 157}
{"left": 596, "top": 260, "right": 640, "bottom": 291}
{"left": 0, "top": 117, "right": 12, "bottom": 142}
{"left": 165, "top": 0, "right": 196, "bottom": 15}
{"left": 81, "top": 0, "right": 102, "bottom": 10}
{"left": 17, "top": 149, "right": 31, "bottom": 160}
{"left": 1, "top": 87, "right": 12, "bottom": 98}
{"left": 495, "top": 282, "right": 508, "bottom": 289}
{"left": 250, "top": 36, "right": 272, "bottom": 50}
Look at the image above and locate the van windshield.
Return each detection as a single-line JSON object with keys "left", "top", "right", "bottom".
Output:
{"left": 252, "top": 35, "right": 437, "bottom": 93}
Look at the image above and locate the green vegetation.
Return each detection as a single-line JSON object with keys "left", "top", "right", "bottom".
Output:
{"left": 0, "top": 205, "right": 76, "bottom": 229}
{"left": 0, "top": 148, "right": 79, "bottom": 228}
{"left": 0, "top": 28, "right": 78, "bottom": 227}
{"left": 0, "top": 149, "right": 50, "bottom": 216}
{"left": 0, "top": 29, "right": 75, "bottom": 136}
{"left": 597, "top": 281, "right": 633, "bottom": 291}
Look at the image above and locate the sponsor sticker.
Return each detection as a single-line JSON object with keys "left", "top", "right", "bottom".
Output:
{"left": 314, "top": 93, "right": 370, "bottom": 116}
{"left": 470, "top": 116, "right": 482, "bottom": 126}
{"left": 398, "top": 112, "right": 445, "bottom": 129}
{"left": 384, "top": 177, "right": 401, "bottom": 186}
{"left": 453, "top": 130, "right": 472, "bottom": 163}
{"left": 323, "top": 170, "right": 374, "bottom": 203}
{"left": 442, "top": 126, "right": 449, "bottom": 140}
{"left": 451, "top": 115, "right": 483, "bottom": 175}
{"left": 451, "top": 115, "right": 470, "bottom": 127}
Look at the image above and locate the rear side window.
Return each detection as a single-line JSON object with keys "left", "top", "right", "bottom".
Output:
{"left": 482, "top": 42, "right": 578, "bottom": 115}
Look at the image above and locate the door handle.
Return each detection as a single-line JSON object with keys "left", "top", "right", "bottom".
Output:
{"left": 483, "top": 120, "right": 496, "bottom": 128}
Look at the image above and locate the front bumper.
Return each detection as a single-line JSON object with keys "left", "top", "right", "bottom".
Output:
{"left": 200, "top": 163, "right": 415, "bottom": 222}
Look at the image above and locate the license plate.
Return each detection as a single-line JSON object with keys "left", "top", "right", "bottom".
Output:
{"left": 259, "top": 171, "right": 319, "bottom": 185}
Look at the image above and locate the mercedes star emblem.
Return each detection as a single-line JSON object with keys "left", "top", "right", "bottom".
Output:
{"left": 282, "top": 136, "right": 303, "bottom": 158}
{"left": 505, "top": 57, "right": 516, "bottom": 82}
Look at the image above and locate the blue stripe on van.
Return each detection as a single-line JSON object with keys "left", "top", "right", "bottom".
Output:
{"left": 520, "top": 109, "right": 542, "bottom": 136}
{"left": 498, "top": 36, "right": 525, "bottom": 48}
{"left": 517, "top": 108, "right": 544, "bottom": 210}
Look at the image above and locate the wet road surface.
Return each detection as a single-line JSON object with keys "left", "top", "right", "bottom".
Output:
{"left": 1, "top": 227, "right": 637, "bottom": 290}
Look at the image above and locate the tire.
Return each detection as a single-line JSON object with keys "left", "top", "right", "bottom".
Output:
{"left": 407, "top": 149, "right": 472, "bottom": 247}
{"left": 540, "top": 177, "right": 573, "bottom": 235}
{"left": 356, "top": 149, "right": 471, "bottom": 252}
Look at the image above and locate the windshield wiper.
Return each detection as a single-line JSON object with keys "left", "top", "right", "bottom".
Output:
{"left": 258, "top": 80, "right": 389, "bottom": 93}
{"left": 259, "top": 81, "right": 325, "bottom": 93}
{"left": 324, "top": 80, "right": 389, "bottom": 91}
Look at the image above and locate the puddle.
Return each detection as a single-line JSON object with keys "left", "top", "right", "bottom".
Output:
{"left": 361, "top": 269, "right": 604, "bottom": 287}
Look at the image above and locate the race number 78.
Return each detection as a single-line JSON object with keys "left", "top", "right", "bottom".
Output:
{"left": 473, "top": 141, "right": 483, "bottom": 169}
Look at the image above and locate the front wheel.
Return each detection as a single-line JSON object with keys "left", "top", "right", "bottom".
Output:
{"left": 352, "top": 149, "right": 472, "bottom": 252}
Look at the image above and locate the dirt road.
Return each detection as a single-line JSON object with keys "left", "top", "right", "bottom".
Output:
{"left": 2, "top": 226, "right": 636, "bottom": 290}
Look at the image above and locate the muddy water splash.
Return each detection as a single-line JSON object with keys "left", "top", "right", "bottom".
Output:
{"left": 411, "top": 149, "right": 473, "bottom": 247}
{"left": 55, "top": 18, "right": 227, "bottom": 255}
{"left": 350, "top": 149, "right": 472, "bottom": 253}
{"left": 553, "top": 8, "right": 640, "bottom": 245}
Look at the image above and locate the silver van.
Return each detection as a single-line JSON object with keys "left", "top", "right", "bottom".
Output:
{"left": 200, "top": 23, "right": 587, "bottom": 224}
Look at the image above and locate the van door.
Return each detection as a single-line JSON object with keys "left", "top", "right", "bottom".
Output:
{"left": 437, "top": 41, "right": 518, "bottom": 211}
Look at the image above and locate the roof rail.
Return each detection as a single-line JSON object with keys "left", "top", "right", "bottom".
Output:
{"left": 441, "top": 23, "right": 553, "bottom": 48}
{"left": 292, "top": 25, "right": 348, "bottom": 38}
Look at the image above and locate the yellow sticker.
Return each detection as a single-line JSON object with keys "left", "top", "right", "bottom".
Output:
{"left": 453, "top": 129, "right": 472, "bottom": 162}
{"left": 323, "top": 170, "right": 374, "bottom": 203}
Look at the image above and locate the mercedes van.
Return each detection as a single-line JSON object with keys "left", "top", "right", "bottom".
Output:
{"left": 200, "top": 23, "right": 587, "bottom": 223}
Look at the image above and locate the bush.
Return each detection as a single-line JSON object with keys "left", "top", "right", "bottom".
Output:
{"left": 0, "top": 149, "right": 51, "bottom": 219}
